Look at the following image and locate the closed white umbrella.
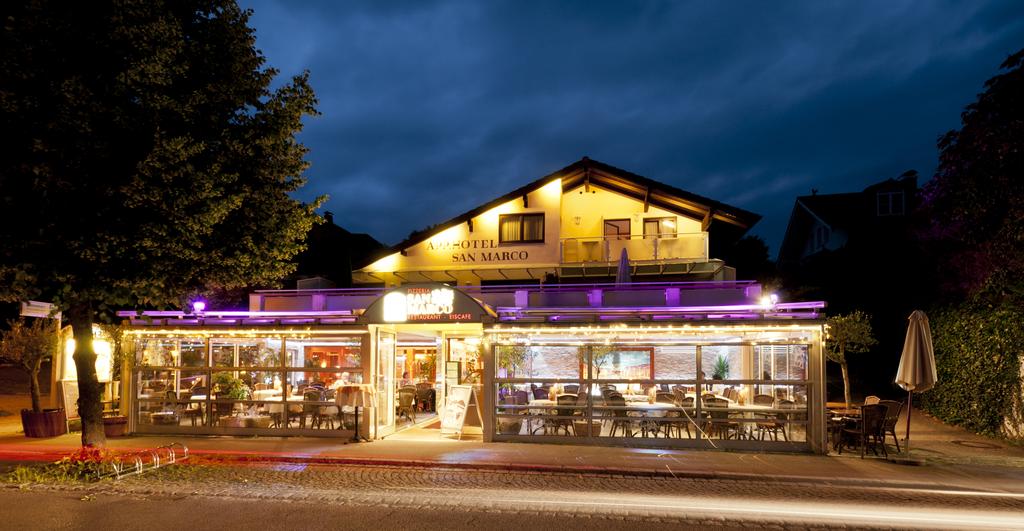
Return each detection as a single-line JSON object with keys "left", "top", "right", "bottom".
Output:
{"left": 895, "top": 310, "right": 937, "bottom": 455}
{"left": 615, "top": 248, "right": 631, "bottom": 285}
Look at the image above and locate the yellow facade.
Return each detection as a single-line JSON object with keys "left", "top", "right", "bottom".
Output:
{"left": 354, "top": 159, "right": 755, "bottom": 286}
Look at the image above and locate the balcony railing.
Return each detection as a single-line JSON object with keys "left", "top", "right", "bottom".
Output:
{"left": 560, "top": 233, "right": 709, "bottom": 264}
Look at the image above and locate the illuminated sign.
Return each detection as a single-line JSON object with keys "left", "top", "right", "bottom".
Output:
{"left": 383, "top": 287, "right": 472, "bottom": 322}
{"left": 362, "top": 283, "right": 495, "bottom": 324}
{"left": 426, "top": 238, "right": 530, "bottom": 264}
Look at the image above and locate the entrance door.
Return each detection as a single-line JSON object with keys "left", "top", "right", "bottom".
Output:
{"left": 375, "top": 329, "right": 396, "bottom": 437}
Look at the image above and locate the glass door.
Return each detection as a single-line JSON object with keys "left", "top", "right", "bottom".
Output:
{"left": 375, "top": 330, "right": 396, "bottom": 436}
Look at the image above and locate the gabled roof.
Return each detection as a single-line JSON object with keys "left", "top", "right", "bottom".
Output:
{"left": 794, "top": 192, "right": 861, "bottom": 230}
{"left": 383, "top": 157, "right": 761, "bottom": 255}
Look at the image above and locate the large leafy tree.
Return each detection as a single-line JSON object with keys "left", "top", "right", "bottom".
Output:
{"left": 0, "top": 0, "right": 321, "bottom": 446}
{"left": 0, "top": 318, "right": 60, "bottom": 414}
{"left": 920, "top": 48, "right": 1024, "bottom": 304}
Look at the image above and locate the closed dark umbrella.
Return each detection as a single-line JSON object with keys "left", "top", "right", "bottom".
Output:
{"left": 894, "top": 310, "right": 937, "bottom": 455}
{"left": 615, "top": 248, "right": 631, "bottom": 285}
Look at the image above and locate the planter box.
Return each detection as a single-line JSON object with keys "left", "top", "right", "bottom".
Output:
{"left": 219, "top": 416, "right": 247, "bottom": 428}
{"left": 574, "top": 420, "right": 602, "bottom": 437}
{"left": 103, "top": 416, "right": 128, "bottom": 437}
{"left": 21, "top": 409, "right": 68, "bottom": 438}
{"left": 245, "top": 416, "right": 272, "bottom": 429}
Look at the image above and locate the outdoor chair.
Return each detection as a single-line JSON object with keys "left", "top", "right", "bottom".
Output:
{"left": 652, "top": 392, "right": 682, "bottom": 438}
{"left": 839, "top": 403, "right": 888, "bottom": 458}
{"left": 302, "top": 389, "right": 323, "bottom": 429}
{"left": 563, "top": 384, "right": 580, "bottom": 395}
{"left": 703, "top": 397, "right": 743, "bottom": 440}
{"left": 752, "top": 394, "right": 775, "bottom": 406}
{"left": 755, "top": 399, "right": 793, "bottom": 442}
{"left": 396, "top": 387, "right": 417, "bottom": 423}
{"left": 540, "top": 394, "right": 577, "bottom": 436}
{"left": 513, "top": 390, "right": 529, "bottom": 405}
{"left": 533, "top": 387, "right": 550, "bottom": 400}
{"left": 878, "top": 399, "right": 904, "bottom": 453}
{"left": 606, "top": 395, "right": 636, "bottom": 437}
{"left": 864, "top": 395, "right": 881, "bottom": 405}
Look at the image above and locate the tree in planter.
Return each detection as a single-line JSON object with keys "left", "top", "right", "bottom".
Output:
{"left": 0, "top": 1, "right": 321, "bottom": 446}
{"left": 825, "top": 311, "right": 877, "bottom": 407}
{"left": 0, "top": 319, "right": 60, "bottom": 414}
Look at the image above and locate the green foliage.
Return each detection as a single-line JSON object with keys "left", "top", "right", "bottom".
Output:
{"left": 5, "top": 447, "right": 115, "bottom": 484}
{"left": 496, "top": 345, "right": 530, "bottom": 377}
{"left": 920, "top": 48, "right": 1024, "bottom": 304}
{"left": 711, "top": 355, "right": 729, "bottom": 380}
{"left": 825, "top": 311, "right": 877, "bottom": 365}
{"left": 920, "top": 303, "right": 1024, "bottom": 436}
{"left": 0, "top": 318, "right": 60, "bottom": 412}
{"left": 0, "top": 0, "right": 322, "bottom": 445}
{"left": 213, "top": 372, "right": 251, "bottom": 400}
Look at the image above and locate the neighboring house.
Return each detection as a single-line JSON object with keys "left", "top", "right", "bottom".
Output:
{"left": 353, "top": 157, "right": 761, "bottom": 286}
{"left": 291, "top": 211, "right": 386, "bottom": 288}
{"left": 778, "top": 172, "right": 918, "bottom": 268}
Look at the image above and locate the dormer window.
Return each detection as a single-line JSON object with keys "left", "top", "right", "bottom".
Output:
{"left": 877, "top": 191, "right": 905, "bottom": 216}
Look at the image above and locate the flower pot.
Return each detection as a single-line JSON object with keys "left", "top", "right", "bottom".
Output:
{"left": 574, "top": 420, "right": 602, "bottom": 437}
{"left": 103, "top": 416, "right": 128, "bottom": 437}
{"left": 21, "top": 408, "right": 68, "bottom": 438}
{"left": 497, "top": 420, "right": 522, "bottom": 435}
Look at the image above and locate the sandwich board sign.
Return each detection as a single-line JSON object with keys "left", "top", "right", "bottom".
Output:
{"left": 440, "top": 385, "right": 482, "bottom": 439}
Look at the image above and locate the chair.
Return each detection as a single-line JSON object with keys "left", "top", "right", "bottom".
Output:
{"left": 703, "top": 397, "right": 742, "bottom": 440}
{"left": 606, "top": 395, "right": 636, "bottom": 437}
{"left": 533, "top": 387, "right": 550, "bottom": 400}
{"left": 416, "top": 385, "right": 436, "bottom": 412}
{"left": 864, "top": 395, "right": 881, "bottom": 405}
{"left": 878, "top": 400, "right": 904, "bottom": 453}
{"left": 752, "top": 394, "right": 775, "bottom": 406}
{"left": 839, "top": 404, "right": 888, "bottom": 458}
{"left": 396, "top": 387, "right": 417, "bottom": 423}
{"left": 652, "top": 392, "right": 681, "bottom": 438}
{"left": 513, "top": 390, "right": 529, "bottom": 405}
{"left": 540, "top": 394, "right": 577, "bottom": 436}
{"left": 150, "top": 390, "right": 182, "bottom": 425}
{"left": 756, "top": 399, "right": 793, "bottom": 441}
{"left": 302, "top": 389, "right": 323, "bottom": 429}
{"left": 563, "top": 384, "right": 580, "bottom": 395}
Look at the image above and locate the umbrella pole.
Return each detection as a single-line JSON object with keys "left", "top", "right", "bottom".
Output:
{"left": 905, "top": 390, "right": 913, "bottom": 455}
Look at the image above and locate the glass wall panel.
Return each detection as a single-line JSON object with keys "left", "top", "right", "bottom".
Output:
{"left": 137, "top": 339, "right": 176, "bottom": 367}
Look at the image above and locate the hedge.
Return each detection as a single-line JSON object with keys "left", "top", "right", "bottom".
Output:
{"left": 920, "top": 303, "right": 1024, "bottom": 437}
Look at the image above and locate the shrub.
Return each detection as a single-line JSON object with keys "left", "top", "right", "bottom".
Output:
{"left": 921, "top": 303, "right": 1024, "bottom": 436}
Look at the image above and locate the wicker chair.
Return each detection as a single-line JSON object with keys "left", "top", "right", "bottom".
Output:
{"left": 540, "top": 394, "right": 577, "bottom": 436}
{"left": 840, "top": 404, "right": 888, "bottom": 458}
{"left": 878, "top": 400, "right": 904, "bottom": 453}
{"left": 755, "top": 399, "right": 793, "bottom": 441}
{"left": 396, "top": 387, "right": 417, "bottom": 423}
{"left": 606, "top": 394, "right": 636, "bottom": 437}
{"left": 703, "top": 397, "right": 742, "bottom": 440}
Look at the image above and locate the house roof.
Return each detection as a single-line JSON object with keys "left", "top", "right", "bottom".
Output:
{"left": 794, "top": 192, "right": 861, "bottom": 230}
{"left": 383, "top": 157, "right": 761, "bottom": 256}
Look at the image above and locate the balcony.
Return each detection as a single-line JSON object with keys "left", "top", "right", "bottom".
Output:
{"left": 560, "top": 233, "right": 709, "bottom": 264}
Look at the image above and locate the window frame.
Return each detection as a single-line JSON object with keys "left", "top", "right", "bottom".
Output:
{"left": 877, "top": 191, "right": 905, "bottom": 216}
{"left": 603, "top": 218, "right": 631, "bottom": 240}
{"left": 498, "top": 213, "right": 546, "bottom": 244}
{"left": 643, "top": 217, "right": 677, "bottom": 239}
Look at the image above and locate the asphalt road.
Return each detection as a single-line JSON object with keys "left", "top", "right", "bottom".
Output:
{"left": 4, "top": 462, "right": 1024, "bottom": 530}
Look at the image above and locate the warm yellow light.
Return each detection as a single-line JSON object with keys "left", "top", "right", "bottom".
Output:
{"left": 62, "top": 337, "right": 113, "bottom": 382}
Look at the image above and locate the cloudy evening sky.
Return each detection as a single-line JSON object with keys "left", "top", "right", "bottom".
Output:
{"left": 239, "top": 0, "right": 1024, "bottom": 254}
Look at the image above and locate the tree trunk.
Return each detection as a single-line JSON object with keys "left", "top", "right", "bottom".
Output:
{"left": 29, "top": 356, "right": 43, "bottom": 413}
{"left": 69, "top": 303, "right": 106, "bottom": 447}
{"left": 840, "top": 361, "right": 851, "bottom": 409}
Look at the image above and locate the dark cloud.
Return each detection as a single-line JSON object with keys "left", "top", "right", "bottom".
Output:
{"left": 240, "top": 0, "right": 1024, "bottom": 253}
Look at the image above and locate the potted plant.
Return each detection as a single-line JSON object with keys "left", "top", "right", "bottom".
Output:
{"left": 212, "top": 372, "right": 251, "bottom": 427}
{"left": 712, "top": 355, "right": 730, "bottom": 380}
{"left": 0, "top": 318, "right": 65, "bottom": 438}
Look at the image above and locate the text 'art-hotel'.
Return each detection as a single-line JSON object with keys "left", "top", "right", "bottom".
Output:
{"left": 102, "top": 158, "right": 827, "bottom": 452}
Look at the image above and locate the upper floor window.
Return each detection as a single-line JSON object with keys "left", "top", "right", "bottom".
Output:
{"left": 603, "top": 219, "right": 630, "bottom": 240}
{"left": 499, "top": 213, "right": 544, "bottom": 243}
{"left": 643, "top": 217, "right": 677, "bottom": 238}
{"left": 877, "top": 191, "right": 905, "bottom": 216}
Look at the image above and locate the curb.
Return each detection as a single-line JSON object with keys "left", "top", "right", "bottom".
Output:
{"left": 0, "top": 448, "right": 970, "bottom": 492}
{"left": 0, "top": 448, "right": 1012, "bottom": 494}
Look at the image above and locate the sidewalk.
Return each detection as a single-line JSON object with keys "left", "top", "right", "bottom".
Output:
{"left": 3, "top": 398, "right": 1024, "bottom": 493}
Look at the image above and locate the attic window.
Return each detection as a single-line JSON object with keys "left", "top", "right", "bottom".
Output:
{"left": 877, "top": 191, "right": 905, "bottom": 216}
{"left": 499, "top": 213, "right": 544, "bottom": 243}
